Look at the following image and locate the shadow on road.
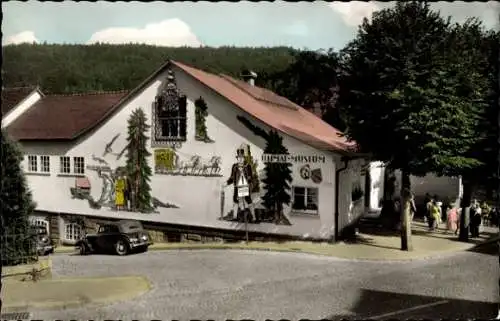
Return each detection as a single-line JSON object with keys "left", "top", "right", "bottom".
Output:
{"left": 327, "top": 289, "right": 497, "bottom": 320}
{"left": 467, "top": 239, "right": 498, "bottom": 256}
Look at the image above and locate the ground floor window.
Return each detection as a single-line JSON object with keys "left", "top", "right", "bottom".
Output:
{"left": 64, "top": 223, "right": 82, "bottom": 241}
{"left": 60, "top": 156, "right": 71, "bottom": 174}
{"left": 291, "top": 186, "right": 319, "bottom": 214}
{"left": 27, "top": 155, "right": 38, "bottom": 172}
{"left": 31, "top": 217, "right": 50, "bottom": 234}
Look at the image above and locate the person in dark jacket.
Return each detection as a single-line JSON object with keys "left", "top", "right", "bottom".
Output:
{"left": 470, "top": 201, "right": 482, "bottom": 237}
{"left": 426, "top": 197, "right": 434, "bottom": 230}
{"left": 225, "top": 146, "right": 257, "bottom": 222}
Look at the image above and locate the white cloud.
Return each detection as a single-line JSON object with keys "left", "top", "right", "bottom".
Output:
{"left": 87, "top": 18, "right": 202, "bottom": 47}
{"left": 3, "top": 30, "right": 39, "bottom": 45}
{"left": 329, "top": 1, "right": 381, "bottom": 27}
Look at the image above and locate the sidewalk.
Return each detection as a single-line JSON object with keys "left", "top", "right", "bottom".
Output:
{"left": 2, "top": 276, "right": 151, "bottom": 312}
{"left": 53, "top": 221, "right": 498, "bottom": 261}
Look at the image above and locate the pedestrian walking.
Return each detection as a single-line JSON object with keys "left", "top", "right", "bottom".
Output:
{"left": 446, "top": 204, "right": 458, "bottom": 234}
{"left": 489, "top": 207, "right": 498, "bottom": 227}
{"left": 410, "top": 193, "right": 417, "bottom": 222}
{"left": 481, "top": 201, "right": 491, "bottom": 226}
{"left": 470, "top": 202, "right": 482, "bottom": 237}
{"left": 426, "top": 197, "right": 434, "bottom": 229}
{"left": 431, "top": 200, "right": 441, "bottom": 231}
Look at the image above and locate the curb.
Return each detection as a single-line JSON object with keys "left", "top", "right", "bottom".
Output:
{"left": 52, "top": 238, "right": 496, "bottom": 262}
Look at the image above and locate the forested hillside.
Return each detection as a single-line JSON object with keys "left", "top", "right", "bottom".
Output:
{"left": 2, "top": 44, "right": 298, "bottom": 94}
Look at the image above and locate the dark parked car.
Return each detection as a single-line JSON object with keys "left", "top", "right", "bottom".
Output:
{"left": 30, "top": 225, "right": 54, "bottom": 256}
{"left": 76, "top": 220, "right": 151, "bottom": 256}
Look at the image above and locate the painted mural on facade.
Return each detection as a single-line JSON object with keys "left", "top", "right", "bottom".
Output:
{"left": 154, "top": 148, "right": 222, "bottom": 177}
{"left": 221, "top": 144, "right": 262, "bottom": 223}
{"left": 299, "top": 164, "right": 323, "bottom": 184}
{"left": 70, "top": 156, "right": 179, "bottom": 212}
{"left": 70, "top": 107, "right": 180, "bottom": 212}
{"left": 219, "top": 115, "right": 296, "bottom": 226}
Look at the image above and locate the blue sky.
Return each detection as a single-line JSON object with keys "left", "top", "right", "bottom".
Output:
{"left": 2, "top": 1, "right": 498, "bottom": 50}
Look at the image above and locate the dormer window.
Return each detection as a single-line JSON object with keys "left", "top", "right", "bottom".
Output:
{"left": 152, "top": 69, "right": 187, "bottom": 144}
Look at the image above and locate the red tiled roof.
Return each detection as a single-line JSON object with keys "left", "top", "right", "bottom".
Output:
{"left": 6, "top": 60, "right": 356, "bottom": 154}
{"left": 7, "top": 91, "right": 129, "bottom": 140}
{"left": 1, "top": 86, "right": 38, "bottom": 116}
{"left": 171, "top": 61, "right": 356, "bottom": 154}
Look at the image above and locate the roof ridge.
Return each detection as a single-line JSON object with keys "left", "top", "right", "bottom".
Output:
{"left": 48, "top": 90, "right": 130, "bottom": 97}
{"left": 219, "top": 74, "right": 298, "bottom": 110}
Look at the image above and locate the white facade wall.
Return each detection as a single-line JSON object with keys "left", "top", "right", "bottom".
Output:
{"left": 394, "top": 170, "right": 462, "bottom": 205}
{"left": 337, "top": 158, "right": 366, "bottom": 233}
{"left": 18, "top": 66, "right": 356, "bottom": 241}
{"left": 366, "top": 162, "right": 462, "bottom": 208}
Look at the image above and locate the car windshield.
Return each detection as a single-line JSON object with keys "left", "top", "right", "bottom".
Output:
{"left": 120, "top": 221, "right": 143, "bottom": 233}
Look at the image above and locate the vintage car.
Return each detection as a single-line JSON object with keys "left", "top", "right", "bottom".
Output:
{"left": 31, "top": 225, "right": 54, "bottom": 256}
{"left": 76, "top": 220, "right": 152, "bottom": 256}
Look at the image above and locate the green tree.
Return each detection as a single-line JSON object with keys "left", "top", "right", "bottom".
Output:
{"left": 338, "top": 2, "right": 484, "bottom": 250}
{"left": 444, "top": 23, "right": 498, "bottom": 241}
{"left": 261, "top": 49, "right": 345, "bottom": 130}
{"left": 2, "top": 44, "right": 297, "bottom": 94}
{"left": 125, "top": 108, "right": 153, "bottom": 213}
{"left": 1, "top": 130, "right": 37, "bottom": 265}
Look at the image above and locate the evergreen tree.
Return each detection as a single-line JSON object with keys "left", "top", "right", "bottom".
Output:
{"left": 261, "top": 130, "right": 293, "bottom": 224}
{"left": 338, "top": 2, "right": 485, "bottom": 250}
{"left": 1, "top": 130, "right": 37, "bottom": 265}
{"left": 125, "top": 108, "right": 153, "bottom": 213}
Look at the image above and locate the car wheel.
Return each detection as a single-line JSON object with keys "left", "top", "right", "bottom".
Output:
{"left": 115, "top": 239, "right": 129, "bottom": 256}
{"left": 78, "top": 244, "right": 87, "bottom": 255}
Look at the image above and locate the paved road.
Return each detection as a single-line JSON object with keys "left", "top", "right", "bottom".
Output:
{"left": 29, "top": 243, "right": 498, "bottom": 320}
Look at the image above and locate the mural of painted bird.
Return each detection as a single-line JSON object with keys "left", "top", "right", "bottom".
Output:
{"left": 103, "top": 134, "right": 120, "bottom": 157}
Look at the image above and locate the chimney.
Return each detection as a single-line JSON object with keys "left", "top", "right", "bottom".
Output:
{"left": 241, "top": 70, "right": 257, "bottom": 86}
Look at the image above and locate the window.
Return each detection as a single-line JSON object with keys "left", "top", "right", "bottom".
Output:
{"left": 59, "top": 156, "right": 71, "bottom": 174}
{"left": 27, "top": 155, "right": 38, "bottom": 172}
{"left": 153, "top": 70, "right": 187, "bottom": 142}
{"left": 31, "top": 218, "right": 50, "bottom": 235}
{"left": 292, "top": 186, "right": 319, "bottom": 214}
{"left": 64, "top": 223, "right": 82, "bottom": 241}
{"left": 73, "top": 157, "right": 85, "bottom": 174}
{"left": 40, "top": 155, "right": 50, "bottom": 173}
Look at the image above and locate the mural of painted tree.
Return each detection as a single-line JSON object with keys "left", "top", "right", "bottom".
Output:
{"left": 237, "top": 116, "right": 292, "bottom": 225}
{"left": 194, "top": 97, "right": 214, "bottom": 142}
{"left": 125, "top": 108, "right": 153, "bottom": 213}
{"left": 244, "top": 145, "right": 260, "bottom": 194}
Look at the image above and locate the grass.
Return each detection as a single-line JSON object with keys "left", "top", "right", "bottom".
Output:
{"left": 2, "top": 275, "right": 151, "bottom": 311}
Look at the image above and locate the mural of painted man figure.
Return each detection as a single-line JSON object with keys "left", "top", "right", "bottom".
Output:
{"left": 226, "top": 146, "right": 258, "bottom": 222}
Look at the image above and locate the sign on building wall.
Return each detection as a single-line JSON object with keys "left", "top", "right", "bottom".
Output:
{"left": 261, "top": 154, "right": 326, "bottom": 164}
